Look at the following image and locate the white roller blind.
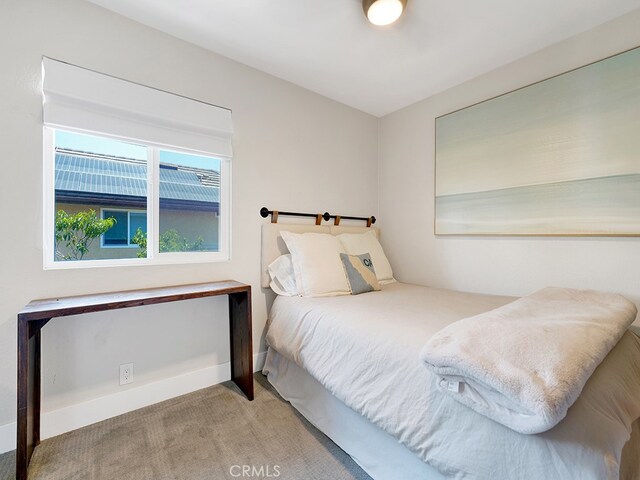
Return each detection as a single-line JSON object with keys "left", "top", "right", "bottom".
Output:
{"left": 42, "top": 58, "right": 233, "bottom": 157}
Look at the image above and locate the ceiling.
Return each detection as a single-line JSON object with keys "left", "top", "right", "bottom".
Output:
{"left": 87, "top": 0, "right": 640, "bottom": 117}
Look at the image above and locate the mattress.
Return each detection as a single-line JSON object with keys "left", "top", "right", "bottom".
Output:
{"left": 265, "top": 282, "right": 640, "bottom": 479}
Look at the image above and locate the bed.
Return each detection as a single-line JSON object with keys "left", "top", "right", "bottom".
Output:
{"left": 260, "top": 223, "right": 640, "bottom": 480}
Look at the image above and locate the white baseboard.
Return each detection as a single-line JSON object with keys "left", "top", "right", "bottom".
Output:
{"left": 0, "top": 351, "right": 267, "bottom": 454}
{"left": 0, "top": 423, "right": 15, "bottom": 456}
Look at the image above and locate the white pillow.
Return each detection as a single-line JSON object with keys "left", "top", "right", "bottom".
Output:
{"left": 280, "top": 231, "right": 350, "bottom": 297}
{"left": 337, "top": 230, "right": 395, "bottom": 284}
{"left": 267, "top": 254, "right": 299, "bottom": 296}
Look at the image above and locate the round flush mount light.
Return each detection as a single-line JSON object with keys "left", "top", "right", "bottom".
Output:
{"left": 363, "top": 0, "right": 407, "bottom": 26}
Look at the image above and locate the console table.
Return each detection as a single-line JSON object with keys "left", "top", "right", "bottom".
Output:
{"left": 16, "top": 280, "right": 252, "bottom": 480}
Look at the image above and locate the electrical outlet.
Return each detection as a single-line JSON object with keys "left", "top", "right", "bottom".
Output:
{"left": 119, "top": 363, "right": 134, "bottom": 386}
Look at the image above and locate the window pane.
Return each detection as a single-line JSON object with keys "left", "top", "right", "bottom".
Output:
{"left": 103, "top": 210, "right": 128, "bottom": 245}
{"left": 54, "top": 130, "right": 148, "bottom": 261}
{"left": 158, "top": 150, "right": 220, "bottom": 253}
{"left": 129, "top": 212, "right": 147, "bottom": 242}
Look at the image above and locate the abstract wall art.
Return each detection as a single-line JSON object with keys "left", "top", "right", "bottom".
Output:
{"left": 435, "top": 47, "right": 640, "bottom": 236}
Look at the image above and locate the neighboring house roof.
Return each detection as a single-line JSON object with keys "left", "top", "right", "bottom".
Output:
{"left": 55, "top": 149, "right": 219, "bottom": 211}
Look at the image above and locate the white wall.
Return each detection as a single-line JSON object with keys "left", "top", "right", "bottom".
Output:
{"left": 0, "top": 0, "right": 378, "bottom": 438}
{"left": 378, "top": 11, "right": 640, "bottom": 317}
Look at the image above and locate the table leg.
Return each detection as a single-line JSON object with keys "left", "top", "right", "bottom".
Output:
{"left": 228, "top": 290, "right": 254, "bottom": 400}
{"left": 16, "top": 318, "right": 47, "bottom": 480}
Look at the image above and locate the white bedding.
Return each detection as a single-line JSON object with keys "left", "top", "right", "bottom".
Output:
{"left": 266, "top": 282, "right": 640, "bottom": 480}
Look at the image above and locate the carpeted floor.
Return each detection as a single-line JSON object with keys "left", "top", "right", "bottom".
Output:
{"left": 0, "top": 374, "right": 371, "bottom": 480}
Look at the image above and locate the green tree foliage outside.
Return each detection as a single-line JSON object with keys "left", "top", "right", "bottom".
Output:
{"left": 131, "top": 228, "right": 204, "bottom": 258}
{"left": 55, "top": 209, "right": 116, "bottom": 260}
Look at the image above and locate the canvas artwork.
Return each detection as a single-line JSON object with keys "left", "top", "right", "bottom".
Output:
{"left": 435, "top": 47, "right": 640, "bottom": 235}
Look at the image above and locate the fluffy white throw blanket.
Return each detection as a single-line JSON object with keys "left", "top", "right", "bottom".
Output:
{"left": 420, "top": 287, "right": 637, "bottom": 434}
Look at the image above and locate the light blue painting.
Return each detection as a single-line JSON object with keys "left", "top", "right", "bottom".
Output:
{"left": 435, "top": 47, "right": 640, "bottom": 235}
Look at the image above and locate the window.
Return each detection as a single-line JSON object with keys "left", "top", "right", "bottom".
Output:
{"left": 102, "top": 210, "right": 147, "bottom": 247}
{"left": 42, "top": 58, "right": 232, "bottom": 269}
{"left": 46, "top": 128, "right": 228, "bottom": 266}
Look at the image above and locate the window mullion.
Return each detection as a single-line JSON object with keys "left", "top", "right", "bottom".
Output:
{"left": 146, "top": 146, "right": 160, "bottom": 260}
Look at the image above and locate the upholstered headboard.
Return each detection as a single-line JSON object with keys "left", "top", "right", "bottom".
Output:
{"left": 261, "top": 223, "right": 379, "bottom": 288}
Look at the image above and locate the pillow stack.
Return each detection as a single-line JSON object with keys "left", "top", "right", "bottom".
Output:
{"left": 268, "top": 229, "right": 394, "bottom": 297}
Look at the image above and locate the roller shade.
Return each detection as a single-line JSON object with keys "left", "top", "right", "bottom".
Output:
{"left": 42, "top": 57, "right": 233, "bottom": 158}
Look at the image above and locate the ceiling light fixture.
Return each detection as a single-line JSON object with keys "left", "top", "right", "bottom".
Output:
{"left": 363, "top": 0, "right": 407, "bottom": 26}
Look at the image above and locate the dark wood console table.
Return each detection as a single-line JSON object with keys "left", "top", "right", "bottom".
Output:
{"left": 16, "top": 280, "right": 252, "bottom": 480}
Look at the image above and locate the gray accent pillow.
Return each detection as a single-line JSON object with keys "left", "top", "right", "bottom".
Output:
{"left": 340, "top": 253, "right": 381, "bottom": 295}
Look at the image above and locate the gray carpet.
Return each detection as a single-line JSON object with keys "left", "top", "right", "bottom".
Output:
{"left": 0, "top": 374, "right": 371, "bottom": 480}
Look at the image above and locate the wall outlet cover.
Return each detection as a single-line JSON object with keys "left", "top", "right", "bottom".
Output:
{"left": 119, "top": 363, "right": 134, "bottom": 386}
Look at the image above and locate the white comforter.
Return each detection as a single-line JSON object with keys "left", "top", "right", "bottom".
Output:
{"left": 266, "top": 283, "right": 640, "bottom": 480}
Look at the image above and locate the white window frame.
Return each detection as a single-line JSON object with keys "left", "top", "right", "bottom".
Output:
{"left": 43, "top": 127, "right": 231, "bottom": 269}
{"left": 100, "top": 208, "right": 147, "bottom": 249}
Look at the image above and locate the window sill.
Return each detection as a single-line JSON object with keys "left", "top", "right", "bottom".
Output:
{"left": 43, "top": 251, "right": 229, "bottom": 270}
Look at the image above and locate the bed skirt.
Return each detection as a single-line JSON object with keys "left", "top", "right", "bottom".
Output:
{"left": 263, "top": 347, "right": 444, "bottom": 480}
{"left": 263, "top": 347, "right": 640, "bottom": 480}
